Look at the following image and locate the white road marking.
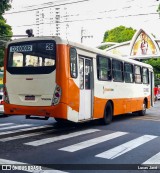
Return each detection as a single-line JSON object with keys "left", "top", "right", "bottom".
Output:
{"left": 0, "top": 124, "right": 33, "bottom": 131}
{"left": 0, "top": 123, "right": 14, "bottom": 127}
{"left": 25, "top": 129, "right": 100, "bottom": 146}
{"left": 59, "top": 131, "right": 128, "bottom": 152}
{"left": 133, "top": 117, "right": 160, "bottom": 122}
{"left": 143, "top": 152, "right": 160, "bottom": 164}
{"left": 0, "top": 158, "right": 68, "bottom": 173}
{"left": 0, "top": 130, "right": 53, "bottom": 142}
{"left": 0, "top": 125, "right": 52, "bottom": 136}
{"left": 96, "top": 135, "right": 157, "bottom": 159}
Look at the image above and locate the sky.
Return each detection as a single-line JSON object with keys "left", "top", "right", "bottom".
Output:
{"left": 3, "top": 0, "right": 160, "bottom": 47}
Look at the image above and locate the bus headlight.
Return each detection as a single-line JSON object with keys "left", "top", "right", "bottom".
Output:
{"left": 52, "top": 84, "right": 61, "bottom": 105}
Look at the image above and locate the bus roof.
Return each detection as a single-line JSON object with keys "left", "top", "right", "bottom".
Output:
{"left": 6, "top": 36, "right": 153, "bottom": 70}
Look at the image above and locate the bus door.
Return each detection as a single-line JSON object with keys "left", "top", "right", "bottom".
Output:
{"left": 79, "top": 56, "right": 93, "bottom": 120}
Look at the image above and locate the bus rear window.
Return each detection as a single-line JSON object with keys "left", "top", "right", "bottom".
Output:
{"left": 7, "top": 40, "right": 56, "bottom": 74}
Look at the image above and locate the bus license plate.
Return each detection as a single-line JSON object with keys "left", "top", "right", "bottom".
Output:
{"left": 25, "top": 95, "right": 35, "bottom": 101}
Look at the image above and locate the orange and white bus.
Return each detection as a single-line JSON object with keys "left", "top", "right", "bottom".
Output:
{"left": 3, "top": 36, "right": 154, "bottom": 124}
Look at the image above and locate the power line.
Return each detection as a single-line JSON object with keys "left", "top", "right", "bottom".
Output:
{"left": 5, "top": 0, "right": 159, "bottom": 29}
{"left": 0, "top": 35, "right": 27, "bottom": 38}
{"left": 5, "top": 1, "right": 158, "bottom": 17}
{"left": 4, "top": 0, "right": 159, "bottom": 39}
{"left": 12, "top": 11, "right": 159, "bottom": 28}
{"left": 5, "top": 0, "right": 159, "bottom": 26}
{"left": 19, "top": 0, "right": 76, "bottom": 9}
{"left": 5, "top": 0, "right": 91, "bottom": 14}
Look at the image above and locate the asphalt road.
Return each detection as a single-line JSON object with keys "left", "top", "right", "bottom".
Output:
{"left": 0, "top": 101, "right": 160, "bottom": 173}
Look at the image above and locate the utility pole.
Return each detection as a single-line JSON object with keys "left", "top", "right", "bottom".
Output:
{"left": 81, "top": 27, "right": 93, "bottom": 43}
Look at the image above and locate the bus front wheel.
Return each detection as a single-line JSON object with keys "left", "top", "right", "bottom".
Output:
{"left": 102, "top": 102, "right": 113, "bottom": 125}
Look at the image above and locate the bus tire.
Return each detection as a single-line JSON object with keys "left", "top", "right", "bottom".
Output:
{"left": 137, "top": 100, "right": 147, "bottom": 116}
{"left": 102, "top": 102, "right": 113, "bottom": 125}
{"left": 54, "top": 118, "right": 71, "bottom": 124}
{"left": 54, "top": 118, "right": 65, "bottom": 123}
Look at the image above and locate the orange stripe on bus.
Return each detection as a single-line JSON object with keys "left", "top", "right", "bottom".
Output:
{"left": 93, "top": 96, "right": 151, "bottom": 119}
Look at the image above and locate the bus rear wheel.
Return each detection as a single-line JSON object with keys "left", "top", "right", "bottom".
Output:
{"left": 137, "top": 100, "right": 147, "bottom": 116}
{"left": 54, "top": 118, "right": 65, "bottom": 123}
{"left": 102, "top": 102, "right": 113, "bottom": 125}
{"left": 54, "top": 118, "right": 71, "bottom": 124}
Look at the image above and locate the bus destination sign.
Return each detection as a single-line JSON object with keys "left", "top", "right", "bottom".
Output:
{"left": 10, "top": 45, "right": 33, "bottom": 52}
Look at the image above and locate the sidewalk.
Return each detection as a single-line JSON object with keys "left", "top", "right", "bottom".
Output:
{"left": 147, "top": 100, "right": 160, "bottom": 116}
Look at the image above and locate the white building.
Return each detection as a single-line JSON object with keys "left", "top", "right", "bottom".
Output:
{"left": 5, "top": 0, "right": 70, "bottom": 39}
{"left": 35, "top": 7, "right": 68, "bottom": 37}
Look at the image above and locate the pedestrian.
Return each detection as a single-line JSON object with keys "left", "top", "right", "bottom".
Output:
{"left": 154, "top": 86, "right": 158, "bottom": 101}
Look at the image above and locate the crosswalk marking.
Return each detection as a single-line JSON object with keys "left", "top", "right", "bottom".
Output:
{"left": 59, "top": 131, "right": 128, "bottom": 152}
{"left": 96, "top": 135, "right": 157, "bottom": 159}
{"left": 0, "top": 159, "right": 68, "bottom": 173}
{"left": 143, "top": 152, "right": 160, "bottom": 164}
{"left": 0, "top": 122, "right": 160, "bottom": 165}
{"left": 0, "top": 123, "right": 14, "bottom": 127}
{"left": 133, "top": 116, "right": 160, "bottom": 122}
{"left": 0, "top": 125, "right": 52, "bottom": 136}
{"left": 25, "top": 129, "right": 100, "bottom": 146}
{"left": 0, "top": 130, "right": 53, "bottom": 142}
{"left": 0, "top": 124, "right": 33, "bottom": 131}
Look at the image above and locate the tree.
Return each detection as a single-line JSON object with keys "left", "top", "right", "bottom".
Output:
{"left": 0, "top": 0, "right": 12, "bottom": 67}
{"left": 157, "top": 4, "right": 160, "bottom": 18}
{"left": 103, "top": 25, "right": 136, "bottom": 43}
{"left": 143, "top": 58, "right": 160, "bottom": 86}
{"left": 0, "top": 0, "right": 11, "bottom": 16}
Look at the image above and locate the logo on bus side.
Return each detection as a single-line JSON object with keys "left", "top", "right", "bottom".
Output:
{"left": 103, "top": 87, "right": 114, "bottom": 94}
{"left": 41, "top": 98, "right": 52, "bottom": 101}
{"left": 144, "top": 88, "right": 149, "bottom": 92}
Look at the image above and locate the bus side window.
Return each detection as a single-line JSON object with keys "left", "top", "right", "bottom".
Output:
{"left": 134, "top": 65, "right": 142, "bottom": 83}
{"left": 97, "top": 56, "right": 111, "bottom": 81}
{"left": 124, "top": 63, "right": 134, "bottom": 83}
{"left": 70, "top": 48, "right": 77, "bottom": 78}
{"left": 112, "top": 60, "right": 123, "bottom": 82}
{"left": 142, "top": 67, "right": 149, "bottom": 84}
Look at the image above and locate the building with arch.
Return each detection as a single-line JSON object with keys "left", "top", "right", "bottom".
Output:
{"left": 100, "top": 29, "right": 160, "bottom": 60}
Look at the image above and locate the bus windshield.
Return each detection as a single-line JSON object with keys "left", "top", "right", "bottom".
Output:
{"left": 7, "top": 40, "right": 56, "bottom": 74}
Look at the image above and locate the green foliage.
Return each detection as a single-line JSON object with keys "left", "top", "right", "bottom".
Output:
{"left": 0, "top": 0, "right": 11, "bottom": 16}
{"left": 157, "top": 4, "right": 160, "bottom": 19}
{"left": 0, "top": 49, "right": 4, "bottom": 66}
{"left": 144, "top": 59, "right": 160, "bottom": 73}
{"left": 0, "top": 0, "right": 12, "bottom": 67}
{"left": 98, "top": 44, "right": 112, "bottom": 50}
{"left": 103, "top": 25, "right": 136, "bottom": 43}
{"left": 0, "top": 18, "right": 12, "bottom": 36}
{"left": 143, "top": 58, "right": 160, "bottom": 86}
{"left": 157, "top": 4, "right": 160, "bottom": 13}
